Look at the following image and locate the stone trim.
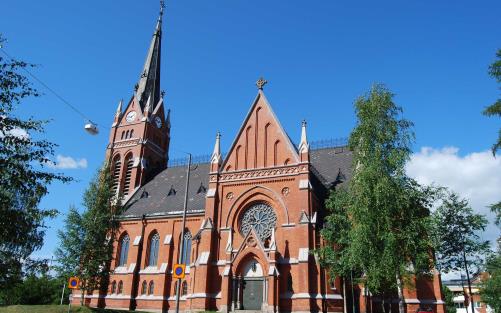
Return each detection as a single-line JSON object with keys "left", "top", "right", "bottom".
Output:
{"left": 298, "top": 248, "right": 309, "bottom": 262}
{"left": 138, "top": 263, "right": 168, "bottom": 274}
{"left": 279, "top": 292, "right": 343, "bottom": 300}
{"left": 163, "top": 234, "right": 172, "bottom": 244}
{"left": 133, "top": 236, "right": 142, "bottom": 246}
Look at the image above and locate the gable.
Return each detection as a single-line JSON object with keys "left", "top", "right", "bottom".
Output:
{"left": 222, "top": 91, "right": 299, "bottom": 172}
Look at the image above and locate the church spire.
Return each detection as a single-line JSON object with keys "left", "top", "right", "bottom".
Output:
{"left": 135, "top": 2, "right": 164, "bottom": 112}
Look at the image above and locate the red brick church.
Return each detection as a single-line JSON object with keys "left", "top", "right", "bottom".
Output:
{"left": 72, "top": 6, "right": 445, "bottom": 313}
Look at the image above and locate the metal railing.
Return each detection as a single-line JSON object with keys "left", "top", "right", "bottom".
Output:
{"left": 167, "top": 137, "right": 348, "bottom": 167}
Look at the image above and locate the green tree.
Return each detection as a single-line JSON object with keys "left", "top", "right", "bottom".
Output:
{"left": 480, "top": 253, "right": 501, "bottom": 313}
{"left": 441, "top": 285, "right": 456, "bottom": 313}
{"left": 320, "top": 84, "right": 437, "bottom": 313}
{"left": 432, "top": 191, "right": 490, "bottom": 313}
{"left": 56, "top": 165, "right": 124, "bottom": 304}
{"left": 54, "top": 206, "right": 85, "bottom": 279}
{"left": 483, "top": 48, "right": 501, "bottom": 155}
{"left": 0, "top": 35, "right": 71, "bottom": 289}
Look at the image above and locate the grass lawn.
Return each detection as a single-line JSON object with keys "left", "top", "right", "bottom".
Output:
{"left": 0, "top": 305, "right": 151, "bottom": 313}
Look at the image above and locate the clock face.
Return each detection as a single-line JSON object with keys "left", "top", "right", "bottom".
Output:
{"left": 126, "top": 111, "right": 137, "bottom": 123}
{"left": 154, "top": 116, "right": 162, "bottom": 128}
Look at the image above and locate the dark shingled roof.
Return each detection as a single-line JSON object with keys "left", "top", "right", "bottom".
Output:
{"left": 123, "top": 163, "right": 210, "bottom": 218}
{"left": 123, "top": 147, "right": 352, "bottom": 218}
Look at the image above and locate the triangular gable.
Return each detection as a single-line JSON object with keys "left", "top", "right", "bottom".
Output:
{"left": 222, "top": 90, "right": 299, "bottom": 172}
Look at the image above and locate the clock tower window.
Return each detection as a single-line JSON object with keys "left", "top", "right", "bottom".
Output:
{"left": 123, "top": 155, "right": 134, "bottom": 196}
{"left": 112, "top": 156, "right": 121, "bottom": 193}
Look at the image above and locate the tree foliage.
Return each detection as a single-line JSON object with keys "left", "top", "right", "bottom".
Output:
{"left": 0, "top": 35, "right": 71, "bottom": 289}
{"left": 480, "top": 253, "right": 501, "bottom": 313}
{"left": 54, "top": 206, "right": 85, "bottom": 278}
{"left": 56, "top": 165, "right": 124, "bottom": 302}
{"left": 320, "top": 84, "right": 437, "bottom": 313}
{"left": 0, "top": 274, "right": 63, "bottom": 305}
{"left": 441, "top": 285, "right": 456, "bottom": 313}
{"left": 431, "top": 191, "right": 490, "bottom": 274}
{"left": 483, "top": 48, "right": 501, "bottom": 155}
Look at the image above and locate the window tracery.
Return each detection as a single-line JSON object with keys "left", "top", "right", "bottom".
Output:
{"left": 239, "top": 203, "right": 277, "bottom": 243}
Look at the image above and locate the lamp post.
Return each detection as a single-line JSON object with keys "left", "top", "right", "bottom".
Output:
{"left": 175, "top": 153, "right": 192, "bottom": 313}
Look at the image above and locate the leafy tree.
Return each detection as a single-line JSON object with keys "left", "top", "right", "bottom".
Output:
{"left": 0, "top": 35, "right": 71, "bottom": 289}
{"left": 320, "top": 84, "right": 437, "bottom": 313}
{"left": 483, "top": 48, "right": 501, "bottom": 244}
{"left": 0, "top": 273, "right": 65, "bottom": 305}
{"left": 56, "top": 165, "right": 124, "bottom": 304}
{"left": 480, "top": 253, "right": 501, "bottom": 313}
{"left": 483, "top": 48, "right": 501, "bottom": 155}
{"left": 432, "top": 191, "right": 490, "bottom": 313}
{"left": 54, "top": 205, "right": 85, "bottom": 278}
{"left": 441, "top": 285, "right": 456, "bottom": 313}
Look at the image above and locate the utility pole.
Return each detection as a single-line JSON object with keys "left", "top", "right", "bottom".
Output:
{"left": 175, "top": 153, "right": 192, "bottom": 313}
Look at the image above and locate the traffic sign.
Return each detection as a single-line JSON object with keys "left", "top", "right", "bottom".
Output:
{"left": 68, "top": 277, "right": 80, "bottom": 289}
{"left": 172, "top": 264, "right": 186, "bottom": 279}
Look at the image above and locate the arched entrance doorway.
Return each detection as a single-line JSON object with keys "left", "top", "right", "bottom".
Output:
{"left": 233, "top": 258, "right": 266, "bottom": 311}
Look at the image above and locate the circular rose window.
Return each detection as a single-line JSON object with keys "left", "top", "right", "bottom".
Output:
{"left": 239, "top": 203, "right": 277, "bottom": 243}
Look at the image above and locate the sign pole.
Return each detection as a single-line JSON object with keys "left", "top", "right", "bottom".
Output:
{"left": 175, "top": 153, "right": 191, "bottom": 313}
{"left": 60, "top": 282, "right": 66, "bottom": 305}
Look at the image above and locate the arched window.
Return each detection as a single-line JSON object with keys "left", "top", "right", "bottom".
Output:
{"left": 112, "top": 156, "right": 121, "bottom": 193}
{"left": 148, "top": 280, "right": 154, "bottom": 295}
{"left": 129, "top": 129, "right": 134, "bottom": 138}
{"left": 181, "top": 231, "right": 192, "bottom": 265}
{"left": 111, "top": 281, "right": 117, "bottom": 294}
{"left": 118, "top": 234, "right": 129, "bottom": 267}
{"left": 141, "top": 280, "right": 147, "bottom": 295}
{"left": 148, "top": 232, "right": 160, "bottom": 267}
{"left": 121, "top": 131, "right": 125, "bottom": 140}
{"left": 117, "top": 281, "right": 123, "bottom": 294}
{"left": 181, "top": 280, "right": 188, "bottom": 296}
{"left": 123, "top": 155, "right": 134, "bottom": 196}
{"left": 125, "top": 130, "right": 130, "bottom": 139}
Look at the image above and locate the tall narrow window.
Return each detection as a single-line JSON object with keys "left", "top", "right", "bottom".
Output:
{"left": 118, "top": 281, "right": 123, "bottom": 294}
{"left": 118, "top": 234, "right": 129, "bottom": 267}
{"left": 148, "top": 232, "right": 160, "bottom": 267}
{"left": 148, "top": 281, "right": 155, "bottom": 295}
{"left": 129, "top": 129, "right": 134, "bottom": 138}
{"left": 181, "top": 231, "right": 192, "bottom": 265}
{"left": 112, "top": 156, "right": 121, "bottom": 193}
{"left": 123, "top": 155, "right": 134, "bottom": 195}
{"left": 141, "top": 280, "right": 147, "bottom": 295}
{"left": 111, "top": 281, "right": 117, "bottom": 294}
{"left": 121, "top": 131, "right": 125, "bottom": 140}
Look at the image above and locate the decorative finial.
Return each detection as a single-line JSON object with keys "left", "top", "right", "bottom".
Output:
{"left": 302, "top": 119, "right": 307, "bottom": 127}
{"left": 134, "top": 83, "right": 139, "bottom": 92}
{"left": 161, "top": 90, "right": 166, "bottom": 98}
{"left": 160, "top": 0, "right": 165, "bottom": 15}
{"left": 256, "top": 77, "right": 267, "bottom": 90}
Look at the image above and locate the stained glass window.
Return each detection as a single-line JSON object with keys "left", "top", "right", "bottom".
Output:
{"left": 240, "top": 203, "right": 277, "bottom": 242}
{"left": 148, "top": 232, "right": 160, "bottom": 267}
{"left": 181, "top": 231, "right": 192, "bottom": 265}
{"left": 118, "top": 234, "right": 129, "bottom": 267}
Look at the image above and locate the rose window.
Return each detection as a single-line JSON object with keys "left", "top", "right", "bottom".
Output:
{"left": 239, "top": 203, "right": 277, "bottom": 243}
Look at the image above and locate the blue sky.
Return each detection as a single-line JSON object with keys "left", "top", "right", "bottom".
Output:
{"left": 1, "top": 0, "right": 500, "bottom": 260}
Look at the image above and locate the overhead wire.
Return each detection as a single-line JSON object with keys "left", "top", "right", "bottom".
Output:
{"left": 0, "top": 46, "right": 100, "bottom": 127}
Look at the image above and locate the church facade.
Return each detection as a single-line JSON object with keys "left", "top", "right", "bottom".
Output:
{"left": 72, "top": 7, "right": 445, "bottom": 313}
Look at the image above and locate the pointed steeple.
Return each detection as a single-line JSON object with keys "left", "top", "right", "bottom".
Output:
{"left": 115, "top": 99, "right": 123, "bottom": 117}
{"left": 298, "top": 119, "right": 309, "bottom": 162}
{"left": 135, "top": 3, "right": 163, "bottom": 112}
{"left": 211, "top": 132, "right": 222, "bottom": 172}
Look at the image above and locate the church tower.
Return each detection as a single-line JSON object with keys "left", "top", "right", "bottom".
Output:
{"left": 106, "top": 4, "right": 170, "bottom": 197}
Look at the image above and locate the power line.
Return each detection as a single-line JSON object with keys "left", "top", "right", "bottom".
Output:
{"left": 0, "top": 46, "right": 99, "bottom": 126}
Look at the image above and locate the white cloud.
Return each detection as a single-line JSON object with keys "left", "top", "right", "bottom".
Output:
{"left": 406, "top": 146, "right": 501, "bottom": 246}
{"left": 47, "top": 154, "right": 88, "bottom": 170}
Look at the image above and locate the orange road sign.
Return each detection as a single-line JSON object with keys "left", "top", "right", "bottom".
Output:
{"left": 172, "top": 264, "right": 186, "bottom": 279}
{"left": 68, "top": 277, "right": 80, "bottom": 289}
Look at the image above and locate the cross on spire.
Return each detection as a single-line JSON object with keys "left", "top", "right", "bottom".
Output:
{"left": 256, "top": 77, "right": 267, "bottom": 90}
